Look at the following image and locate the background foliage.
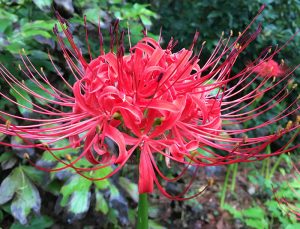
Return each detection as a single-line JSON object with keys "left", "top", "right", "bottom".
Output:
{"left": 0, "top": 0, "right": 299, "bottom": 228}
{"left": 134, "top": 0, "right": 300, "bottom": 67}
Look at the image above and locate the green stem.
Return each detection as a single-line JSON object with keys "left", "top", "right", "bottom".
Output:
{"left": 220, "top": 165, "right": 232, "bottom": 209}
{"left": 261, "top": 157, "right": 266, "bottom": 176}
{"left": 230, "top": 163, "right": 238, "bottom": 193}
{"left": 265, "top": 145, "right": 271, "bottom": 180}
{"left": 137, "top": 193, "right": 148, "bottom": 229}
{"left": 269, "top": 154, "right": 284, "bottom": 179}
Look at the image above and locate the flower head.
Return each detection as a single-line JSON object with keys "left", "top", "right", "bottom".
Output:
{"left": 252, "top": 59, "right": 286, "bottom": 77}
{"left": 0, "top": 7, "right": 299, "bottom": 199}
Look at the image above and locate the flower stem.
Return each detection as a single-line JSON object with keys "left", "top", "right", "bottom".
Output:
{"left": 265, "top": 144, "right": 271, "bottom": 179}
{"left": 269, "top": 154, "right": 284, "bottom": 179}
{"left": 137, "top": 193, "right": 148, "bottom": 229}
{"left": 230, "top": 163, "right": 238, "bottom": 193}
{"left": 220, "top": 165, "right": 232, "bottom": 208}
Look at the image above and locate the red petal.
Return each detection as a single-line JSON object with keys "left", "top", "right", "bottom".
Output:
{"left": 138, "top": 145, "right": 154, "bottom": 193}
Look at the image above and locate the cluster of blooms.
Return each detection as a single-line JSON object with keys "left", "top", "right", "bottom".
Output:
{"left": 252, "top": 59, "right": 286, "bottom": 78}
{"left": 0, "top": 6, "right": 299, "bottom": 199}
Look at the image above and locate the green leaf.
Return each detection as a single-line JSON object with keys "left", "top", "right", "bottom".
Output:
{"left": 5, "top": 40, "right": 26, "bottom": 54}
{"left": 1, "top": 157, "right": 17, "bottom": 170}
{"left": 40, "top": 139, "right": 76, "bottom": 162}
{"left": 44, "top": 180, "right": 61, "bottom": 195}
{"left": 0, "top": 152, "right": 14, "bottom": 163}
{"left": 111, "top": 0, "right": 122, "bottom": 3}
{"left": 0, "top": 167, "right": 41, "bottom": 224}
{"left": 9, "top": 85, "right": 33, "bottom": 116}
{"left": 22, "top": 20, "right": 56, "bottom": 34}
{"left": 243, "top": 207, "right": 265, "bottom": 219}
{"left": 140, "top": 15, "right": 152, "bottom": 26}
{"left": 28, "top": 51, "right": 58, "bottom": 73}
{"left": 32, "top": 0, "right": 52, "bottom": 11}
{"left": 25, "top": 80, "right": 55, "bottom": 105}
{"left": 11, "top": 179, "right": 41, "bottom": 224}
{"left": 207, "top": 11, "right": 222, "bottom": 19}
{"left": 0, "top": 9, "right": 18, "bottom": 33}
{"left": 68, "top": 190, "right": 91, "bottom": 215}
{"left": 60, "top": 174, "right": 92, "bottom": 215}
{"left": 223, "top": 204, "right": 242, "bottom": 219}
{"left": 93, "top": 167, "right": 113, "bottom": 190}
{"left": 0, "top": 9, "right": 18, "bottom": 22}
{"left": 10, "top": 215, "right": 54, "bottom": 229}
{"left": 0, "top": 168, "right": 20, "bottom": 205}
{"left": 21, "top": 165, "right": 47, "bottom": 185}
{"left": 286, "top": 224, "right": 300, "bottom": 229}
{"left": 245, "top": 218, "right": 268, "bottom": 229}
{"left": 84, "top": 8, "right": 101, "bottom": 25}
{"left": 95, "top": 191, "right": 109, "bottom": 214}
{"left": 119, "top": 177, "right": 138, "bottom": 202}
{"left": 22, "top": 30, "right": 52, "bottom": 39}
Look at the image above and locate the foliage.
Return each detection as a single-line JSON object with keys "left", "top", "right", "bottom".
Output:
{"left": 133, "top": 0, "right": 300, "bottom": 79}
{"left": 222, "top": 155, "right": 300, "bottom": 228}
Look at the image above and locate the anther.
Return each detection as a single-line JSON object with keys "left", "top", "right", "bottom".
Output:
{"left": 285, "top": 121, "right": 293, "bottom": 130}
{"left": 276, "top": 127, "right": 284, "bottom": 136}
{"left": 242, "top": 135, "right": 248, "bottom": 144}
{"left": 234, "top": 142, "right": 240, "bottom": 148}
{"left": 42, "top": 143, "right": 49, "bottom": 149}
{"left": 207, "top": 178, "right": 214, "bottom": 186}
{"left": 96, "top": 125, "right": 101, "bottom": 134}
{"left": 5, "top": 120, "right": 11, "bottom": 130}
{"left": 234, "top": 43, "right": 240, "bottom": 50}
{"left": 112, "top": 112, "right": 121, "bottom": 119}
{"left": 24, "top": 153, "right": 30, "bottom": 159}
{"left": 66, "top": 154, "right": 72, "bottom": 161}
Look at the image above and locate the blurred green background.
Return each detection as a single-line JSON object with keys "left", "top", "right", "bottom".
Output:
{"left": 0, "top": 0, "right": 299, "bottom": 228}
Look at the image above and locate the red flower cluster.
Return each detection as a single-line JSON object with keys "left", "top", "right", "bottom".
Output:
{"left": 252, "top": 59, "right": 286, "bottom": 77}
{"left": 0, "top": 7, "right": 299, "bottom": 199}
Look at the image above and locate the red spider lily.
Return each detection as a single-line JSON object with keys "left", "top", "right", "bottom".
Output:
{"left": 0, "top": 6, "right": 299, "bottom": 199}
{"left": 252, "top": 59, "right": 286, "bottom": 77}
